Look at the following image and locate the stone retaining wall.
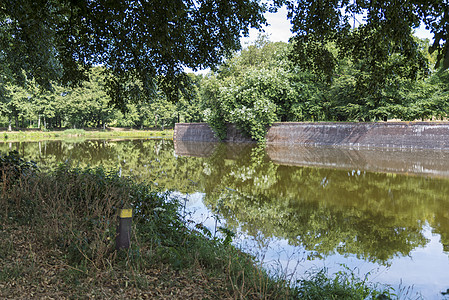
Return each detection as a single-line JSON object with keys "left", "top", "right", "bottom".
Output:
{"left": 174, "top": 122, "right": 449, "bottom": 150}
{"left": 174, "top": 123, "right": 252, "bottom": 143}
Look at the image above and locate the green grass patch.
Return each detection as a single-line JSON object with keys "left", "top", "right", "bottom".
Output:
{"left": 0, "top": 128, "right": 173, "bottom": 142}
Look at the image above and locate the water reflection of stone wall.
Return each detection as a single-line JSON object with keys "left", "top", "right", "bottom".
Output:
{"left": 175, "top": 122, "right": 449, "bottom": 150}
{"left": 174, "top": 140, "right": 449, "bottom": 178}
{"left": 174, "top": 141, "right": 252, "bottom": 159}
{"left": 267, "top": 144, "right": 449, "bottom": 178}
{"left": 267, "top": 122, "right": 449, "bottom": 150}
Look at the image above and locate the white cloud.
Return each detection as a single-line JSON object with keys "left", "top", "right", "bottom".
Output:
{"left": 241, "top": 6, "right": 292, "bottom": 46}
{"left": 242, "top": 7, "right": 434, "bottom": 45}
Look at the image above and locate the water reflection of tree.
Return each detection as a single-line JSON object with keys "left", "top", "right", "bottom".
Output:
{"left": 0, "top": 139, "right": 205, "bottom": 194}
{"left": 2, "top": 140, "right": 449, "bottom": 262}
{"left": 199, "top": 144, "right": 449, "bottom": 264}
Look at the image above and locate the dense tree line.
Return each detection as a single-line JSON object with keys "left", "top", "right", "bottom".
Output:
{"left": 2, "top": 36, "right": 449, "bottom": 136}
{"left": 2, "top": 1, "right": 449, "bottom": 136}
{"left": 201, "top": 35, "right": 449, "bottom": 141}
{"left": 0, "top": 67, "right": 204, "bottom": 130}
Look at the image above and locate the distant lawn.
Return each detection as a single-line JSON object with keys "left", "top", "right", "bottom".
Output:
{"left": 0, "top": 128, "right": 173, "bottom": 142}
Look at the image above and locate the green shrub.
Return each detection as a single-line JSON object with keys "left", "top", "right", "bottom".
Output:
{"left": 0, "top": 151, "right": 39, "bottom": 183}
{"left": 293, "top": 267, "right": 393, "bottom": 300}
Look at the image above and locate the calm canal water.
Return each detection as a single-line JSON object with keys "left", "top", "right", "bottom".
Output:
{"left": 2, "top": 138, "right": 449, "bottom": 299}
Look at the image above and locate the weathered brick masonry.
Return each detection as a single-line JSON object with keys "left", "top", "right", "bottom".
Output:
{"left": 266, "top": 122, "right": 449, "bottom": 149}
{"left": 174, "top": 123, "right": 251, "bottom": 143}
{"left": 174, "top": 122, "right": 449, "bottom": 150}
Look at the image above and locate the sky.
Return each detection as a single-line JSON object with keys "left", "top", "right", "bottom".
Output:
{"left": 242, "top": 6, "right": 434, "bottom": 45}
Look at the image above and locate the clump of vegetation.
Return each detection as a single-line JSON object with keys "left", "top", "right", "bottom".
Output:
{"left": 0, "top": 152, "right": 394, "bottom": 298}
{"left": 293, "top": 267, "right": 393, "bottom": 300}
{"left": 0, "top": 150, "right": 38, "bottom": 202}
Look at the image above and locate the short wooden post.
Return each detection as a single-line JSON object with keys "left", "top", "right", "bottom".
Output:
{"left": 116, "top": 209, "right": 132, "bottom": 250}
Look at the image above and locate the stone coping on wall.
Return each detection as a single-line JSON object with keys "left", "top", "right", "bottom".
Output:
{"left": 174, "top": 122, "right": 449, "bottom": 150}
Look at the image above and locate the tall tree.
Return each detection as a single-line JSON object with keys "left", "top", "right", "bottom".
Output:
{"left": 201, "top": 36, "right": 324, "bottom": 141}
{"left": 1, "top": 0, "right": 269, "bottom": 106}
{"left": 286, "top": 0, "right": 447, "bottom": 80}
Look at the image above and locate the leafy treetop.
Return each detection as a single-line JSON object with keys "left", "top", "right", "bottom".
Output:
{"left": 285, "top": 0, "right": 449, "bottom": 79}
{"left": 0, "top": 0, "right": 268, "bottom": 105}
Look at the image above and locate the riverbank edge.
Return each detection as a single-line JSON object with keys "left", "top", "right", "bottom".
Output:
{"left": 0, "top": 153, "right": 393, "bottom": 299}
{"left": 174, "top": 122, "right": 449, "bottom": 150}
{"left": 0, "top": 128, "right": 174, "bottom": 142}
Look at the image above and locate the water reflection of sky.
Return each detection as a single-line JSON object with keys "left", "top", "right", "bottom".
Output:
{"left": 182, "top": 191, "right": 449, "bottom": 300}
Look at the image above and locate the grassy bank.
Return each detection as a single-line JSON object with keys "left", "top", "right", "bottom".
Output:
{"left": 0, "top": 128, "right": 173, "bottom": 142}
{"left": 0, "top": 151, "right": 393, "bottom": 299}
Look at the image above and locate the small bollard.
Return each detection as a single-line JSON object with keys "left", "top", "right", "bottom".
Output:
{"left": 116, "top": 208, "right": 132, "bottom": 250}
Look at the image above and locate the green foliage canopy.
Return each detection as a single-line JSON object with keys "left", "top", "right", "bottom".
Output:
{"left": 0, "top": 0, "right": 268, "bottom": 105}
{"left": 286, "top": 0, "right": 449, "bottom": 77}
{"left": 201, "top": 36, "right": 318, "bottom": 141}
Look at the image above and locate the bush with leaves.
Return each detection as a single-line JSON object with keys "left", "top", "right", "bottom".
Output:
{"left": 201, "top": 37, "right": 307, "bottom": 142}
{"left": 0, "top": 150, "right": 38, "bottom": 189}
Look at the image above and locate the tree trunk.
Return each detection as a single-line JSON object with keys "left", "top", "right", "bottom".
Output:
{"left": 8, "top": 119, "right": 12, "bottom": 131}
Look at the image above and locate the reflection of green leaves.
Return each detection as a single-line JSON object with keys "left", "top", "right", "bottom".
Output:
{"left": 4, "top": 139, "right": 449, "bottom": 264}
{"left": 198, "top": 145, "right": 449, "bottom": 264}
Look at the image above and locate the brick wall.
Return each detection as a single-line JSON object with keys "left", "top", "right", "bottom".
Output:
{"left": 175, "top": 122, "right": 449, "bottom": 150}
{"left": 174, "top": 123, "right": 253, "bottom": 143}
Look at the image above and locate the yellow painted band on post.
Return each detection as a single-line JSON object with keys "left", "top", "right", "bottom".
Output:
{"left": 119, "top": 209, "right": 133, "bottom": 218}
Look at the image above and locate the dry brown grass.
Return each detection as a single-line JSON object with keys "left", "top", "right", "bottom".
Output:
{"left": 0, "top": 225, "right": 231, "bottom": 299}
{"left": 0, "top": 164, "right": 293, "bottom": 299}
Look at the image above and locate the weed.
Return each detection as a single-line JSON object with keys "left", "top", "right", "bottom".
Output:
{"left": 0, "top": 264, "right": 24, "bottom": 281}
{"left": 0, "top": 237, "right": 14, "bottom": 259}
{"left": 61, "top": 264, "right": 89, "bottom": 287}
{"left": 293, "top": 266, "right": 394, "bottom": 300}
